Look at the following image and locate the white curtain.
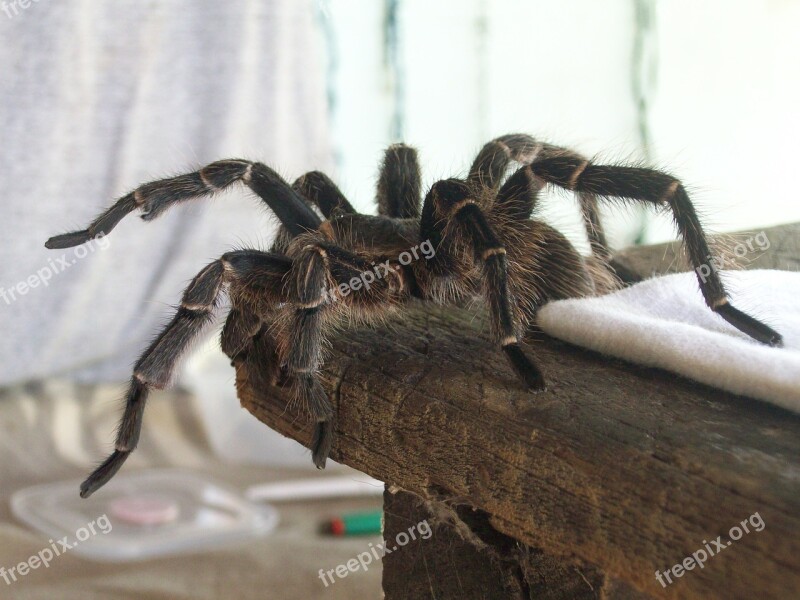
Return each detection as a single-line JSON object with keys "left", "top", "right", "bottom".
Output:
{"left": 0, "top": 0, "right": 331, "bottom": 383}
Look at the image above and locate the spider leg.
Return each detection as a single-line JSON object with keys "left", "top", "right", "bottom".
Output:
{"left": 468, "top": 133, "right": 544, "bottom": 191}
{"left": 80, "top": 250, "right": 292, "bottom": 498}
{"left": 425, "top": 179, "right": 546, "bottom": 391}
{"left": 292, "top": 171, "right": 357, "bottom": 218}
{"left": 285, "top": 245, "right": 332, "bottom": 428}
{"left": 377, "top": 144, "right": 422, "bottom": 218}
{"left": 419, "top": 184, "right": 458, "bottom": 278}
{"left": 469, "top": 134, "right": 611, "bottom": 262}
{"left": 220, "top": 306, "right": 266, "bottom": 363}
{"left": 279, "top": 235, "right": 402, "bottom": 466}
{"left": 494, "top": 163, "right": 546, "bottom": 221}
{"left": 226, "top": 308, "right": 335, "bottom": 458}
{"left": 526, "top": 156, "right": 782, "bottom": 346}
{"left": 45, "top": 161, "right": 322, "bottom": 249}
{"left": 261, "top": 171, "right": 358, "bottom": 254}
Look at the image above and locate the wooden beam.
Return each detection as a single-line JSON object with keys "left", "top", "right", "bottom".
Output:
{"left": 235, "top": 223, "right": 800, "bottom": 599}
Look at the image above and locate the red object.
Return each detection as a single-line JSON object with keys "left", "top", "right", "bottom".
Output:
{"left": 329, "top": 518, "right": 345, "bottom": 536}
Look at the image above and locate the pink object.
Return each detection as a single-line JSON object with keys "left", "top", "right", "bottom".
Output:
{"left": 109, "top": 495, "right": 180, "bottom": 526}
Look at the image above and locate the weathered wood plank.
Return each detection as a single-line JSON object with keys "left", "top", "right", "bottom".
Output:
{"left": 235, "top": 223, "right": 800, "bottom": 599}
{"left": 381, "top": 488, "right": 609, "bottom": 599}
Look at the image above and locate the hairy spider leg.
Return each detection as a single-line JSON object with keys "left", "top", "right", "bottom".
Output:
{"left": 525, "top": 155, "right": 781, "bottom": 346}
{"left": 376, "top": 143, "right": 422, "bottom": 219}
{"left": 80, "top": 250, "right": 292, "bottom": 498}
{"left": 45, "top": 160, "right": 322, "bottom": 249}
{"left": 425, "top": 179, "right": 546, "bottom": 391}
{"left": 493, "top": 163, "right": 546, "bottom": 220}
{"left": 292, "top": 170, "right": 358, "bottom": 218}
{"left": 279, "top": 236, "right": 404, "bottom": 466}
{"left": 469, "top": 134, "right": 611, "bottom": 263}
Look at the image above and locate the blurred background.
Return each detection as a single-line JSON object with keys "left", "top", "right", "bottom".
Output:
{"left": 0, "top": 1, "right": 798, "bottom": 598}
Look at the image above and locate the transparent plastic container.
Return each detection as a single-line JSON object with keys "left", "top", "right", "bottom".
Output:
{"left": 10, "top": 469, "right": 278, "bottom": 562}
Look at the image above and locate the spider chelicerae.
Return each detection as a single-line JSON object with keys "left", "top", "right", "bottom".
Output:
{"left": 46, "top": 133, "right": 782, "bottom": 498}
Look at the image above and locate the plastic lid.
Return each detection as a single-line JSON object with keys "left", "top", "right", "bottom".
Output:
{"left": 10, "top": 469, "right": 278, "bottom": 562}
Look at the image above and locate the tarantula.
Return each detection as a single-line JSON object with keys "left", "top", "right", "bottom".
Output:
{"left": 46, "top": 133, "right": 782, "bottom": 498}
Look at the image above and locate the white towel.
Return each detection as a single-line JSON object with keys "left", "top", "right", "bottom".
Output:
{"left": 537, "top": 269, "right": 800, "bottom": 413}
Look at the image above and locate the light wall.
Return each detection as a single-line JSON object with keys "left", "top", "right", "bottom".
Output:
{"left": 323, "top": 0, "right": 800, "bottom": 250}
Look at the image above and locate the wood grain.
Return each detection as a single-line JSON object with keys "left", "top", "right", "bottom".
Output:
{"left": 235, "top": 223, "right": 800, "bottom": 599}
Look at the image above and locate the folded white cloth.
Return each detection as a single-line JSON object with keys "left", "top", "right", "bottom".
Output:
{"left": 537, "top": 269, "right": 800, "bottom": 413}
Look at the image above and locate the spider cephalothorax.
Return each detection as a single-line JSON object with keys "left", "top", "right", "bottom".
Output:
{"left": 46, "top": 134, "right": 782, "bottom": 498}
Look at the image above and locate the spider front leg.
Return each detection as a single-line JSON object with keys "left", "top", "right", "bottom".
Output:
{"left": 276, "top": 235, "right": 404, "bottom": 467}
{"left": 423, "top": 179, "right": 547, "bottom": 391}
{"left": 284, "top": 245, "right": 335, "bottom": 466}
{"left": 220, "top": 243, "right": 338, "bottom": 466}
{"left": 45, "top": 159, "right": 321, "bottom": 249}
{"left": 80, "top": 250, "right": 292, "bottom": 498}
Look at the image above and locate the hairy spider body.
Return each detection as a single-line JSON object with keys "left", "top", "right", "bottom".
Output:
{"left": 46, "top": 133, "right": 782, "bottom": 498}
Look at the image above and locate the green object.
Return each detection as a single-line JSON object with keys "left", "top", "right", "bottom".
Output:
{"left": 329, "top": 510, "right": 383, "bottom": 535}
